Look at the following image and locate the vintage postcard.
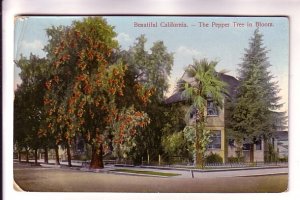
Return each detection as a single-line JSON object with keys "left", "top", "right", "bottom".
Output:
{"left": 13, "top": 15, "right": 288, "bottom": 193}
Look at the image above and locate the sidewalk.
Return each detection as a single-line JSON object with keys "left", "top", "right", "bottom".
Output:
{"left": 14, "top": 159, "right": 288, "bottom": 179}
{"left": 112, "top": 165, "right": 288, "bottom": 178}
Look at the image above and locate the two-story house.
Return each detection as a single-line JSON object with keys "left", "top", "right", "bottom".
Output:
{"left": 165, "top": 72, "right": 239, "bottom": 163}
{"left": 165, "top": 71, "right": 288, "bottom": 163}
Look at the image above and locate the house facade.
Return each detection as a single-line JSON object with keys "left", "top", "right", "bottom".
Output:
{"left": 165, "top": 73, "right": 238, "bottom": 163}
{"left": 227, "top": 139, "right": 265, "bottom": 162}
{"left": 271, "top": 131, "right": 288, "bottom": 159}
{"left": 165, "top": 72, "right": 283, "bottom": 163}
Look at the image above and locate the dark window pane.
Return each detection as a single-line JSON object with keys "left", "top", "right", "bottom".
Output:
{"left": 242, "top": 143, "right": 251, "bottom": 150}
{"left": 190, "top": 113, "right": 193, "bottom": 119}
{"left": 229, "top": 139, "right": 235, "bottom": 147}
{"left": 207, "top": 100, "right": 218, "bottom": 116}
{"left": 208, "top": 130, "right": 221, "bottom": 149}
{"left": 255, "top": 140, "right": 262, "bottom": 150}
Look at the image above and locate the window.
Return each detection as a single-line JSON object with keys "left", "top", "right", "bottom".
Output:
{"left": 242, "top": 143, "right": 251, "bottom": 150}
{"left": 190, "top": 108, "right": 197, "bottom": 119}
{"left": 242, "top": 142, "right": 261, "bottom": 150}
{"left": 228, "top": 139, "right": 235, "bottom": 147}
{"left": 207, "top": 100, "right": 218, "bottom": 116}
{"left": 208, "top": 130, "right": 221, "bottom": 149}
{"left": 190, "top": 112, "right": 194, "bottom": 119}
{"left": 255, "top": 140, "right": 262, "bottom": 150}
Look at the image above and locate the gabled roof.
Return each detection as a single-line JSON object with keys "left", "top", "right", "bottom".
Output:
{"left": 219, "top": 73, "right": 239, "bottom": 98}
{"left": 164, "top": 91, "right": 184, "bottom": 104}
{"left": 165, "top": 73, "right": 239, "bottom": 104}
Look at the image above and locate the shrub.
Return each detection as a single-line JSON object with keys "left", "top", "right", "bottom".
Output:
{"left": 205, "top": 152, "right": 223, "bottom": 164}
{"left": 278, "top": 157, "right": 288, "bottom": 162}
{"left": 227, "top": 156, "right": 244, "bottom": 163}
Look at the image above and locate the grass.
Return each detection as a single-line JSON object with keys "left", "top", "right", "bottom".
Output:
{"left": 111, "top": 168, "right": 180, "bottom": 177}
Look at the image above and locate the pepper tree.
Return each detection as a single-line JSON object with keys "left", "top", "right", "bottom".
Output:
{"left": 43, "top": 17, "right": 151, "bottom": 168}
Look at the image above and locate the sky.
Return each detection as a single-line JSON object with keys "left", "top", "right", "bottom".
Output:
{"left": 14, "top": 16, "right": 289, "bottom": 113}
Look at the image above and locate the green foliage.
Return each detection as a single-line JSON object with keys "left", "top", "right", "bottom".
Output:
{"left": 265, "top": 142, "right": 280, "bottom": 162}
{"left": 161, "top": 103, "right": 186, "bottom": 136}
{"left": 183, "top": 125, "right": 212, "bottom": 156}
{"left": 43, "top": 17, "right": 155, "bottom": 168}
{"left": 160, "top": 104, "right": 189, "bottom": 161}
{"left": 205, "top": 153, "right": 223, "bottom": 164}
{"left": 119, "top": 35, "right": 174, "bottom": 163}
{"left": 177, "top": 59, "right": 227, "bottom": 112}
{"left": 162, "top": 131, "right": 191, "bottom": 158}
{"left": 230, "top": 29, "right": 285, "bottom": 162}
{"left": 227, "top": 156, "right": 244, "bottom": 163}
{"left": 128, "top": 35, "right": 173, "bottom": 102}
{"left": 14, "top": 17, "right": 158, "bottom": 168}
{"left": 278, "top": 157, "right": 288, "bottom": 162}
{"left": 177, "top": 58, "right": 227, "bottom": 167}
{"left": 14, "top": 55, "right": 50, "bottom": 153}
{"left": 110, "top": 106, "right": 150, "bottom": 159}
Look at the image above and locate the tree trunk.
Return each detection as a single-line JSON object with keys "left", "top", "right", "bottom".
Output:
{"left": 90, "top": 144, "right": 104, "bottom": 169}
{"left": 195, "top": 137, "right": 201, "bottom": 168}
{"left": 18, "top": 150, "right": 21, "bottom": 162}
{"left": 195, "top": 126, "right": 205, "bottom": 169}
{"left": 197, "top": 151, "right": 205, "bottom": 169}
{"left": 263, "top": 137, "right": 269, "bottom": 162}
{"left": 55, "top": 145, "right": 60, "bottom": 165}
{"left": 44, "top": 147, "right": 49, "bottom": 164}
{"left": 195, "top": 109, "right": 205, "bottom": 169}
{"left": 26, "top": 149, "right": 29, "bottom": 163}
{"left": 236, "top": 146, "right": 242, "bottom": 162}
{"left": 249, "top": 143, "right": 254, "bottom": 163}
{"left": 66, "top": 143, "right": 72, "bottom": 167}
{"left": 34, "top": 148, "right": 38, "bottom": 165}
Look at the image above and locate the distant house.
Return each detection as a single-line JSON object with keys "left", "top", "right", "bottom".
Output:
{"left": 272, "top": 131, "right": 288, "bottom": 159}
{"left": 227, "top": 138, "right": 265, "bottom": 162}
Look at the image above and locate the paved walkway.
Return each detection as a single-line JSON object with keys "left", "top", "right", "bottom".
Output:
{"left": 17, "top": 159, "right": 288, "bottom": 179}
{"left": 106, "top": 165, "right": 288, "bottom": 178}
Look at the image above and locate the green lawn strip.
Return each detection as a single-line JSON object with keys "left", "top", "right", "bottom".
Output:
{"left": 111, "top": 168, "right": 180, "bottom": 177}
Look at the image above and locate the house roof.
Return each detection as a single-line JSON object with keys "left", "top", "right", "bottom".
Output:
{"left": 273, "top": 131, "right": 288, "bottom": 141}
{"left": 165, "top": 73, "right": 239, "bottom": 104}
{"left": 164, "top": 91, "right": 184, "bottom": 104}
{"left": 219, "top": 73, "right": 239, "bottom": 97}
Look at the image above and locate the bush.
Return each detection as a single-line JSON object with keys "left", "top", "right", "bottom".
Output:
{"left": 227, "top": 156, "right": 244, "bottom": 163}
{"left": 205, "top": 152, "right": 223, "bottom": 164}
{"left": 278, "top": 157, "right": 288, "bottom": 162}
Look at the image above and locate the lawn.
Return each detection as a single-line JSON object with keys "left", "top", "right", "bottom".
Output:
{"left": 111, "top": 168, "right": 181, "bottom": 177}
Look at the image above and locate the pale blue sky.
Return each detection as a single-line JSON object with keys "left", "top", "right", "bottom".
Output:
{"left": 14, "top": 16, "right": 289, "bottom": 112}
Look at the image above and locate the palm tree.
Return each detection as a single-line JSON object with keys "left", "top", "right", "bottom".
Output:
{"left": 177, "top": 59, "right": 227, "bottom": 168}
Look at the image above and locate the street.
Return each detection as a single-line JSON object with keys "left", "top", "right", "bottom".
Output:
{"left": 13, "top": 162, "right": 288, "bottom": 192}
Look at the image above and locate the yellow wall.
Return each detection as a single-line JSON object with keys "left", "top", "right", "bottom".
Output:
{"left": 206, "top": 126, "right": 226, "bottom": 163}
{"left": 205, "top": 100, "right": 226, "bottom": 163}
{"left": 183, "top": 101, "right": 227, "bottom": 163}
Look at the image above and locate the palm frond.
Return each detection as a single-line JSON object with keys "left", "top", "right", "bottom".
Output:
{"left": 179, "top": 58, "right": 227, "bottom": 111}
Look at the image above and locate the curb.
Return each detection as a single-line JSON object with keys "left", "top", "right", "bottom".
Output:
{"left": 27, "top": 161, "right": 288, "bottom": 177}
{"left": 108, "top": 171, "right": 170, "bottom": 178}
{"left": 138, "top": 165, "right": 288, "bottom": 173}
{"left": 235, "top": 172, "right": 288, "bottom": 177}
